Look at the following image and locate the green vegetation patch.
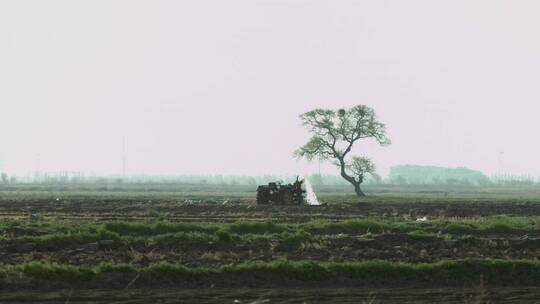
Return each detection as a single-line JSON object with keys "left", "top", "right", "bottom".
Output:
{"left": 406, "top": 230, "right": 447, "bottom": 241}
{"left": 6, "top": 215, "right": 540, "bottom": 246}
{"left": 15, "top": 262, "right": 94, "bottom": 282}
{"left": 307, "top": 219, "right": 390, "bottom": 234}
{"left": 445, "top": 223, "right": 475, "bottom": 235}
{"left": 104, "top": 221, "right": 217, "bottom": 236}
{"left": 152, "top": 231, "right": 218, "bottom": 243}
{"left": 5, "top": 258, "right": 540, "bottom": 288}
{"left": 222, "top": 259, "right": 329, "bottom": 281}
{"left": 224, "top": 221, "right": 289, "bottom": 235}
{"left": 143, "top": 262, "right": 204, "bottom": 281}
{"left": 20, "top": 228, "right": 120, "bottom": 243}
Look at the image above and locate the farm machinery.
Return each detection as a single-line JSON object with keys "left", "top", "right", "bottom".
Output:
{"left": 256, "top": 177, "right": 305, "bottom": 205}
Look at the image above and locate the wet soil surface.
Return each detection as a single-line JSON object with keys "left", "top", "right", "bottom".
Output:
{"left": 1, "top": 198, "right": 540, "bottom": 267}
{"left": 2, "top": 198, "right": 540, "bottom": 221}
{"left": 2, "top": 234, "right": 540, "bottom": 267}
{"left": 2, "top": 194, "right": 540, "bottom": 298}
{"left": 1, "top": 287, "right": 540, "bottom": 304}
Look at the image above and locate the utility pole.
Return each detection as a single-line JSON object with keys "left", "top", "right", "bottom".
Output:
{"left": 36, "top": 154, "right": 41, "bottom": 182}
{"left": 122, "top": 136, "right": 127, "bottom": 178}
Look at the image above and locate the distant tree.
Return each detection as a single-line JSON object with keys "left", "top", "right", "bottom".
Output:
{"left": 95, "top": 177, "right": 108, "bottom": 185}
{"left": 445, "top": 178, "right": 459, "bottom": 185}
{"left": 459, "top": 178, "right": 472, "bottom": 186}
{"left": 395, "top": 165, "right": 489, "bottom": 185}
{"left": 369, "top": 172, "right": 383, "bottom": 184}
{"left": 9, "top": 176, "right": 16, "bottom": 184}
{"left": 1, "top": 173, "right": 7, "bottom": 184}
{"left": 295, "top": 105, "right": 390, "bottom": 197}
{"left": 477, "top": 176, "right": 492, "bottom": 187}
{"left": 395, "top": 175, "right": 407, "bottom": 185}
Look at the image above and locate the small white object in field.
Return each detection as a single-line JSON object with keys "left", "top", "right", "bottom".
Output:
{"left": 55, "top": 198, "right": 60, "bottom": 201}
{"left": 416, "top": 216, "right": 428, "bottom": 222}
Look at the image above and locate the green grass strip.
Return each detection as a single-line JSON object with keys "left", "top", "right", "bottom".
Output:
{"left": 3, "top": 258, "right": 540, "bottom": 287}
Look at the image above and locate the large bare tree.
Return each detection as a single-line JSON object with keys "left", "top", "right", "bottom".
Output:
{"left": 295, "top": 105, "right": 390, "bottom": 197}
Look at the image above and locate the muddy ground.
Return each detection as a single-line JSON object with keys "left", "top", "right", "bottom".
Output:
{"left": 3, "top": 287, "right": 540, "bottom": 304}
{"left": 1, "top": 191, "right": 540, "bottom": 302}
{"left": 2, "top": 233, "right": 540, "bottom": 267}
{"left": 2, "top": 196, "right": 540, "bottom": 220}
{"left": 1, "top": 195, "right": 540, "bottom": 267}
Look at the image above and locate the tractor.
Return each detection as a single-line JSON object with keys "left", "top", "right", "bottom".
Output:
{"left": 256, "top": 177, "right": 305, "bottom": 205}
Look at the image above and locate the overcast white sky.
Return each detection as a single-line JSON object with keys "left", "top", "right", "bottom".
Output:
{"left": 1, "top": 1, "right": 539, "bottom": 177}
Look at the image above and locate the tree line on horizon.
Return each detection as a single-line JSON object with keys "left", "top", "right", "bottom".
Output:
{"left": 1, "top": 165, "right": 539, "bottom": 187}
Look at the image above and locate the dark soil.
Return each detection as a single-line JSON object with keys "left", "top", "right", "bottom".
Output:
{"left": 1, "top": 192, "right": 540, "bottom": 295}
{"left": 2, "top": 233, "right": 540, "bottom": 267}
{"left": 4, "top": 287, "right": 540, "bottom": 304}
{"left": 2, "top": 196, "right": 540, "bottom": 221}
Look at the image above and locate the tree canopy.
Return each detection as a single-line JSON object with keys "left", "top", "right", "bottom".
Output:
{"left": 296, "top": 105, "right": 390, "bottom": 197}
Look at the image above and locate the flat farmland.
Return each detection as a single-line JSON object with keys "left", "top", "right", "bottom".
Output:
{"left": 1, "top": 188, "right": 540, "bottom": 303}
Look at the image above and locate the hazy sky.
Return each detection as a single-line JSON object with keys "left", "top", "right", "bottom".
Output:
{"left": 1, "top": 1, "right": 540, "bottom": 177}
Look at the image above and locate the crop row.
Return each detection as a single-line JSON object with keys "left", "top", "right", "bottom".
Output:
{"left": 2, "top": 258, "right": 540, "bottom": 290}
{"left": 1, "top": 216, "right": 539, "bottom": 242}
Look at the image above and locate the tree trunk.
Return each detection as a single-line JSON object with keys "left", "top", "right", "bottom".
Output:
{"left": 353, "top": 183, "right": 366, "bottom": 197}
{"left": 338, "top": 158, "right": 366, "bottom": 198}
